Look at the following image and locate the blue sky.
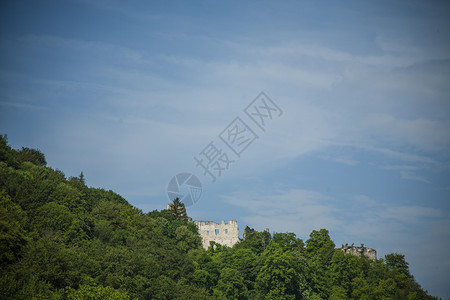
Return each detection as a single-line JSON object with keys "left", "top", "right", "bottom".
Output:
{"left": 1, "top": 0, "right": 450, "bottom": 297}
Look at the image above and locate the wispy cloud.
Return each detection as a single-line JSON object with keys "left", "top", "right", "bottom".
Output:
{"left": 318, "top": 154, "right": 358, "bottom": 166}
{"left": 354, "top": 145, "right": 437, "bottom": 165}
{"left": 379, "top": 165, "right": 430, "bottom": 183}
{"left": 18, "top": 34, "right": 147, "bottom": 64}
{"left": 223, "top": 188, "right": 449, "bottom": 287}
{"left": 399, "top": 170, "right": 429, "bottom": 183}
{"left": 2, "top": 2, "right": 450, "bottom": 296}
{"left": 362, "top": 114, "right": 450, "bottom": 153}
{"left": 223, "top": 189, "right": 340, "bottom": 236}
{"left": 0, "top": 101, "right": 48, "bottom": 111}
{"left": 224, "top": 189, "right": 448, "bottom": 236}
{"left": 248, "top": 42, "right": 420, "bottom": 68}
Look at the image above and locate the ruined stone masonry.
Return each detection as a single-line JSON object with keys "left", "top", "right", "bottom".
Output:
{"left": 338, "top": 246, "right": 377, "bottom": 260}
{"left": 194, "top": 219, "right": 377, "bottom": 258}
{"left": 243, "top": 225, "right": 269, "bottom": 239}
{"left": 194, "top": 220, "right": 239, "bottom": 249}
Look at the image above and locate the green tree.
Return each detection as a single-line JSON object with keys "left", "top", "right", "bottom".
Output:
{"left": 329, "top": 285, "right": 348, "bottom": 300}
{"left": 385, "top": 253, "right": 410, "bottom": 277}
{"left": 328, "top": 250, "right": 361, "bottom": 297}
{"left": 0, "top": 136, "right": 438, "bottom": 300}
{"left": 17, "top": 147, "right": 47, "bottom": 166}
{"left": 305, "top": 229, "right": 335, "bottom": 260}
{"left": 214, "top": 267, "right": 248, "bottom": 300}
{"left": 175, "top": 225, "right": 202, "bottom": 252}
{"left": 305, "top": 229, "right": 335, "bottom": 298}
{"left": 0, "top": 134, "right": 20, "bottom": 168}
{"left": 79, "top": 171, "right": 85, "bottom": 184}
{"left": 256, "top": 243, "right": 308, "bottom": 299}
{"left": 230, "top": 248, "right": 261, "bottom": 291}
{"left": 272, "top": 232, "right": 304, "bottom": 252}
{"left": 236, "top": 230, "right": 271, "bottom": 255}
{"left": 168, "top": 197, "right": 188, "bottom": 221}
{"left": 0, "top": 190, "right": 27, "bottom": 268}
{"left": 66, "top": 282, "right": 131, "bottom": 300}
{"left": 35, "top": 201, "right": 75, "bottom": 234}
{"left": 193, "top": 269, "right": 214, "bottom": 289}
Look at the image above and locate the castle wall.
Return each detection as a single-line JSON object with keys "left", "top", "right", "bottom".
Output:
{"left": 339, "top": 246, "right": 377, "bottom": 260}
{"left": 194, "top": 220, "right": 239, "bottom": 249}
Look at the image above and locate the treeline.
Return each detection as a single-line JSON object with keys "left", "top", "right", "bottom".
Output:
{"left": 0, "top": 134, "right": 437, "bottom": 299}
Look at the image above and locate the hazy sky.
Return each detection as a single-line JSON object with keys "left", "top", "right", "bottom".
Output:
{"left": 1, "top": 1, "right": 449, "bottom": 297}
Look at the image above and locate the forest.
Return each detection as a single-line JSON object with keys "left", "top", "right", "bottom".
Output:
{"left": 0, "top": 134, "right": 437, "bottom": 299}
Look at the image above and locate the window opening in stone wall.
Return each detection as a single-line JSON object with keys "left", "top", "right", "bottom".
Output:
{"left": 215, "top": 229, "right": 219, "bottom": 235}
{"left": 206, "top": 230, "right": 209, "bottom": 235}
{"left": 225, "top": 229, "right": 228, "bottom": 234}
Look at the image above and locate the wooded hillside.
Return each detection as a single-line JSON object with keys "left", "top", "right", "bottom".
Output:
{"left": 0, "top": 134, "right": 436, "bottom": 299}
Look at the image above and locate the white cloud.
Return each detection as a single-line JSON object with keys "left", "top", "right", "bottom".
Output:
{"left": 383, "top": 205, "right": 442, "bottom": 222}
{"left": 19, "top": 34, "right": 146, "bottom": 64}
{"left": 318, "top": 154, "right": 358, "bottom": 166}
{"left": 365, "top": 146, "right": 436, "bottom": 164}
{"left": 399, "top": 170, "right": 429, "bottom": 183}
{"left": 2, "top": 2, "right": 450, "bottom": 296}
{"left": 248, "top": 43, "right": 417, "bottom": 68}
{"left": 12, "top": 33, "right": 448, "bottom": 174}
{"left": 352, "top": 194, "right": 379, "bottom": 207}
{"left": 0, "top": 100, "right": 48, "bottom": 110}
{"left": 223, "top": 187, "right": 449, "bottom": 295}
{"left": 222, "top": 189, "right": 340, "bottom": 237}
{"left": 379, "top": 165, "right": 430, "bottom": 183}
{"left": 381, "top": 165, "right": 419, "bottom": 171}
{"left": 362, "top": 114, "right": 450, "bottom": 153}
{"left": 223, "top": 188, "right": 448, "bottom": 246}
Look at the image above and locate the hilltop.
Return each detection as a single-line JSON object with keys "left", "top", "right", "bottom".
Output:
{"left": 0, "top": 134, "right": 437, "bottom": 299}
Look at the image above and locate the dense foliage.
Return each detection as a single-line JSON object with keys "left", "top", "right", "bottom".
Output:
{"left": 0, "top": 134, "right": 437, "bottom": 299}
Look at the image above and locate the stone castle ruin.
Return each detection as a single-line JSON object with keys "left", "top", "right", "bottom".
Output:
{"left": 192, "top": 219, "right": 376, "bottom": 259}
{"left": 338, "top": 245, "right": 377, "bottom": 260}
{"left": 243, "top": 225, "right": 269, "bottom": 239}
{"left": 169, "top": 198, "right": 376, "bottom": 256}
{"left": 194, "top": 220, "right": 239, "bottom": 249}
